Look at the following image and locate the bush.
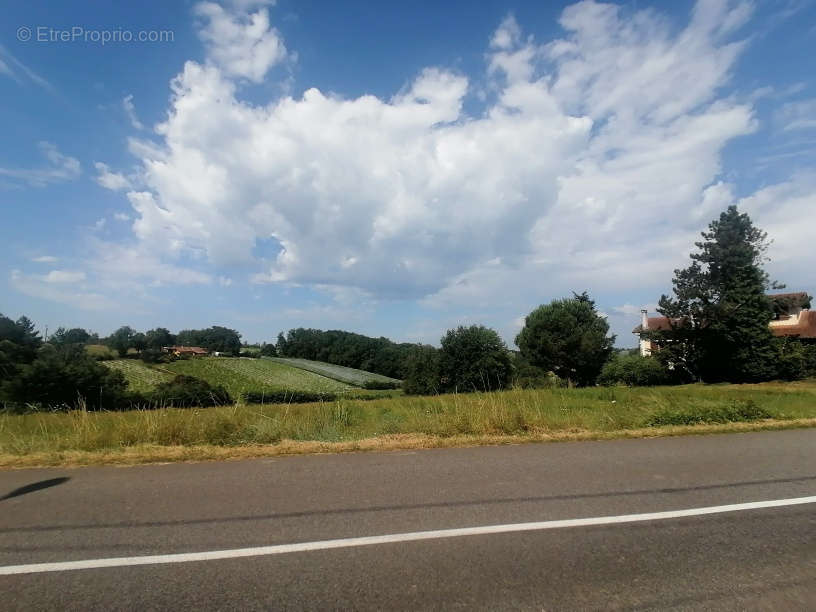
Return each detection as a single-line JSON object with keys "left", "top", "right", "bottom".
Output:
{"left": 140, "top": 348, "right": 171, "bottom": 364}
{"left": 598, "top": 354, "right": 673, "bottom": 387}
{"left": 150, "top": 375, "right": 232, "bottom": 408}
{"left": 439, "top": 325, "right": 514, "bottom": 393}
{"left": 362, "top": 380, "right": 401, "bottom": 390}
{"left": 1, "top": 344, "right": 134, "bottom": 411}
{"left": 241, "top": 390, "right": 337, "bottom": 404}
{"left": 402, "top": 345, "right": 442, "bottom": 395}
{"left": 511, "top": 354, "right": 561, "bottom": 389}
{"left": 645, "top": 400, "right": 772, "bottom": 426}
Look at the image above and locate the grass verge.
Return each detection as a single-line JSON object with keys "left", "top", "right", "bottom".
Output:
{"left": 2, "top": 380, "right": 816, "bottom": 469}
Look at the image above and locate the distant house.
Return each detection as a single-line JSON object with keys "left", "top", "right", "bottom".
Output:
{"left": 633, "top": 292, "right": 815, "bottom": 356}
{"left": 162, "top": 345, "right": 209, "bottom": 357}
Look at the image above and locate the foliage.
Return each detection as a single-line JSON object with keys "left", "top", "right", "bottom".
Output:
{"left": 151, "top": 375, "right": 232, "bottom": 408}
{"left": 49, "top": 327, "right": 93, "bottom": 345}
{"left": 176, "top": 326, "right": 242, "bottom": 355}
{"left": 145, "top": 327, "right": 175, "bottom": 350}
{"left": 259, "top": 342, "right": 277, "bottom": 357}
{"left": 107, "top": 326, "right": 137, "bottom": 357}
{"left": 654, "top": 206, "right": 779, "bottom": 383}
{"left": 439, "top": 325, "right": 514, "bottom": 393}
{"left": 271, "top": 357, "right": 400, "bottom": 386}
{"left": 515, "top": 292, "right": 615, "bottom": 386}
{"left": 645, "top": 399, "right": 771, "bottom": 426}
{"left": 279, "top": 328, "right": 417, "bottom": 379}
{"left": 241, "top": 390, "right": 337, "bottom": 404}
{"left": 140, "top": 348, "right": 170, "bottom": 364}
{"left": 0, "top": 314, "right": 42, "bottom": 375}
{"left": 510, "top": 354, "right": 562, "bottom": 389}
{"left": 402, "top": 345, "right": 442, "bottom": 395}
{"left": 85, "top": 344, "right": 117, "bottom": 361}
{"left": 2, "top": 344, "right": 133, "bottom": 411}
{"left": 774, "top": 337, "right": 816, "bottom": 381}
{"left": 598, "top": 354, "right": 673, "bottom": 386}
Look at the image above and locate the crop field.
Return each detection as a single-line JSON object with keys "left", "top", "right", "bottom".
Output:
{"left": 271, "top": 357, "right": 401, "bottom": 386}
{"left": 104, "top": 360, "right": 174, "bottom": 393}
{"left": 162, "top": 357, "right": 350, "bottom": 396}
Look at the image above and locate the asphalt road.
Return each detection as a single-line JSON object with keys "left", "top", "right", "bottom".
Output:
{"left": 1, "top": 429, "right": 815, "bottom": 610}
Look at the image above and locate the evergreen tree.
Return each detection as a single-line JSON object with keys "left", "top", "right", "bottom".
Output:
{"left": 655, "top": 206, "right": 779, "bottom": 382}
{"left": 515, "top": 292, "right": 614, "bottom": 386}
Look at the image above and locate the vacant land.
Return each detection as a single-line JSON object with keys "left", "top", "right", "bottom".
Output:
{"left": 272, "top": 357, "right": 401, "bottom": 386}
{"left": 2, "top": 380, "right": 815, "bottom": 467}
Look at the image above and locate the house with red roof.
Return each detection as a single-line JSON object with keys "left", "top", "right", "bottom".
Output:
{"left": 633, "top": 292, "right": 815, "bottom": 356}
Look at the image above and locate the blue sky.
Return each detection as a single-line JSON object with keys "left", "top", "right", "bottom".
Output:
{"left": 1, "top": 0, "right": 815, "bottom": 347}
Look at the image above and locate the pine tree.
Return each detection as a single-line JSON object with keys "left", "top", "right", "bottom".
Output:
{"left": 655, "top": 206, "right": 779, "bottom": 382}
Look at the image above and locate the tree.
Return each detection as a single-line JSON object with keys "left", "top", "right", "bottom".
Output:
{"left": 145, "top": 327, "right": 175, "bottom": 350}
{"left": 49, "top": 327, "right": 91, "bottom": 345}
{"left": 177, "top": 326, "right": 241, "bottom": 355}
{"left": 515, "top": 292, "right": 614, "bottom": 386}
{"left": 2, "top": 343, "right": 132, "bottom": 411}
{"left": 260, "top": 342, "right": 277, "bottom": 357}
{"left": 275, "top": 332, "right": 288, "bottom": 356}
{"left": 654, "top": 206, "right": 778, "bottom": 382}
{"left": 108, "top": 326, "right": 136, "bottom": 357}
{"left": 402, "top": 345, "right": 441, "bottom": 395}
{"left": 438, "top": 325, "right": 514, "bottom": 392}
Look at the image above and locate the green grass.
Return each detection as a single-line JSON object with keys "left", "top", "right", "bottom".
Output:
{"left": 2, "top": 380, "right": 815, "bottom": 466}
{"left": 271, "top": 357, "right": 401, "bottom": 386}
{"left": 104, "top": 360, "right": 174, "bottom": 393}
{"left": 162, "top": 357, "right": 350, "bottom": 396}
{"left": 86, "top": 344, "right": 116, "bottom": 360}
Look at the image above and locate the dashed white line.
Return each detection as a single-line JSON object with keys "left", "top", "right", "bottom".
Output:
{"left": 2, "top": 495, "right": 814, "bottom": 576}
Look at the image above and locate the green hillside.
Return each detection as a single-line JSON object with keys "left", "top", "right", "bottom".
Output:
{"left": 105, "top": 360, "right": 174, "bottom": 393}
{"left": 271, "top": 357, "right": 401, "bottom": 386}
{"left": 162, "top": 357, "right": 350, "bottom": 396}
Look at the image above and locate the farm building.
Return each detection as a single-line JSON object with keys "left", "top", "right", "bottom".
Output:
{"left": 162, "top": 345, "right": 209, "bottom": 357}
{"left": 633, "top": 292, "right": 815, "bottom": 356}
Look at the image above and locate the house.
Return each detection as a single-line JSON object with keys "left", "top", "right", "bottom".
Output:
{"left": 162, "top": 345, "right": 209, "bottom": 357}
{"left": 633, "top": 292, "right": 815, "bottom": 356}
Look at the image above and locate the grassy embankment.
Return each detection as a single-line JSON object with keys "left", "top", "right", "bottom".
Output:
{"left": 2, "top": 380, "right": 816, "bottom": 468}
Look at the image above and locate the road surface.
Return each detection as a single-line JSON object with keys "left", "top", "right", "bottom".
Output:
{"left": 1, "top": 429, "right": 815, "bottom": 610}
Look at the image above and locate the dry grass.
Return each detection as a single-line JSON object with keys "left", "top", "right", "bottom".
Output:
{"left": 2, "top": 380, "right": 815, "bottom": 469}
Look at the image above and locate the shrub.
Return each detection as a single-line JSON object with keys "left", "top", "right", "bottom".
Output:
{"left": 362, "top": 380, "right": 401, "bottom": 390}
{"left": 140, "top": 348, "right": 170, "bottom": 364}
{"left": 150, "top": 375, "right": 232, "bottom": 408}
{"left": 645, "top": 400, "right": 772, "bottom": 427}
{"left": 439, "top": 325, "right": 514, "bottom": 393}
{"left": 241, "top": 390, "right": 337, "bottom": 404}
{"left": 1, "top": 344, "right": 134, "bottom": 411}
{"left": 598, "top": 354, "right": 673, "bottom": 387}
{"left": 511, "top": 354, "right": 562, "bottom": 389}
{"left": 402, "top": 345, "right": 442, "bottom": 395}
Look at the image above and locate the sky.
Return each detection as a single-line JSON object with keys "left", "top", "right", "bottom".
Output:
{"left": 1, "top": 0, "right": 815, "bottom": 348}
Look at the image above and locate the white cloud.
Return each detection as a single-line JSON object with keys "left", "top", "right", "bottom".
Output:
{"left": 11, "top": 270, "right": 115, "bottom": 311}
{"left": 94, "top": 162, "right": 133, "bottom": 191}
{"left": 0, "top": 142, "right": 80, "bottom": 187}
{"left": 775, "top": 98, "right": 816, "bottom": 132}
{"left": 42, "top": 269, "right": 87, "bottom": 283}
{"left": 0, "top": 44, "right": 53, "bottom": 91}
{"left": 98, "top": 0, "right": 808, "bottom": 313}
{"left": 114, "top": 212, "right": 131, "bottom": 221}
{"left": 194, "top": 1, "right": 289, "bottom": 82}
{"left": 122, "top": 94, "right": 144, "bottom": 129}
{"left": 31, "top": 255, "right": 59, "bottom": 263}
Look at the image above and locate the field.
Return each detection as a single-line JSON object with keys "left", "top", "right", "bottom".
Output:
{"left": 161, "top": 357, "right": 350, "bottom": 396}
{"left": 271, "top": 357, "right": 401, "bottom": 386}
{"left": 104, "top": 359, "right": 174, "bottom": 393}
{"left": 2, "top": 380, "right": 816, "bottom": 467}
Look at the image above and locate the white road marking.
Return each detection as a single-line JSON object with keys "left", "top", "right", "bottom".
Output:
{"left": 2, "top": 495, "right": 814, "bottom": 576}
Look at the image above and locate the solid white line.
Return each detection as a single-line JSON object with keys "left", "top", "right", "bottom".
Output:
{"left": 2, "top": 495, "right": 814, "bottom": 576}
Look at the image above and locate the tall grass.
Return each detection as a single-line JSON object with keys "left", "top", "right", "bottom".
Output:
{"left": 2, "top": 381, "right": 815, "bottom": 457}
